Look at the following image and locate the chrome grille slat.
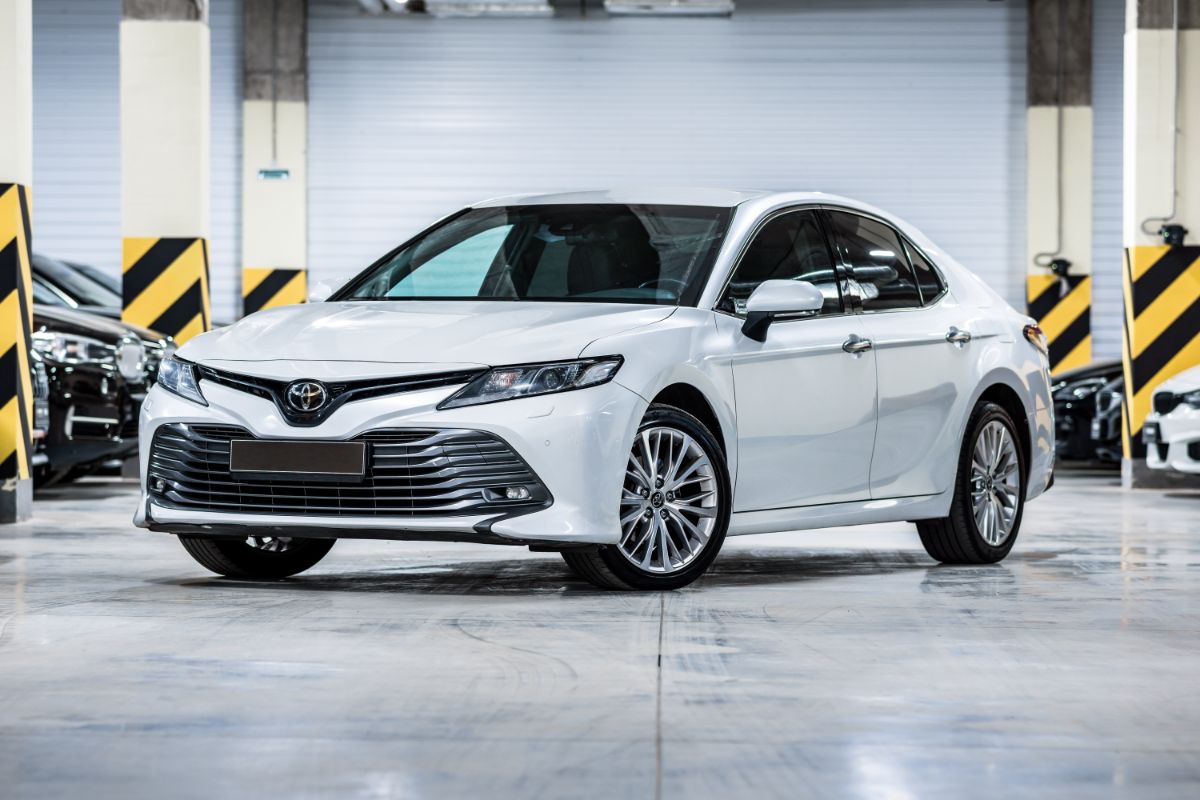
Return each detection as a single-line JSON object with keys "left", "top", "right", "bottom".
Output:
{"left": 148, "top": 423, "right": 549, "bottom": 517}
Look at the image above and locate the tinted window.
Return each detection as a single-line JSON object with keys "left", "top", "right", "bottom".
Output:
{"left": 904, "top": 240, "right": 944, "bottom": 304}
{"left": 342, "top": 204, "right": 731, "bottom": 307}
{"left": 827, "top": 211, "right": 921, "bottom": 311}
{"left": 720, "top": 210, "right": 842, "bottom": 316}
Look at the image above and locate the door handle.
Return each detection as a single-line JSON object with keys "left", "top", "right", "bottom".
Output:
{"left": 946, "top": 327, "right": 973, "bottom": 345}
{"left": 842, "top": 334, "right": 873, "bottom": 354}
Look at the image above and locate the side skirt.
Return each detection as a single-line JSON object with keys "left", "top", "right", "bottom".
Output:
{"left": 728, "top": 491, "right": 953, "bottom": 536}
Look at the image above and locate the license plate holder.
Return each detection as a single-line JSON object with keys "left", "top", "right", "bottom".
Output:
{"left": 1142, "top": 422, "right": 1161, "bottom": 445}
{"left": 229, "top": 440, "right": 366, "bottom": 482}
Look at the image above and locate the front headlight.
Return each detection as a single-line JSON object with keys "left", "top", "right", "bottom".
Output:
{"left": 157, "top": 355, "right": 207, "bottom": 406}
{"left": 32, "top": 330, "right": 113, "bottom": 365}
{"left": 1183, "top": 389, "right": 1200, "bottom": 409}
{"left": 438, "top": 356, "right": 623, "bottom": 410}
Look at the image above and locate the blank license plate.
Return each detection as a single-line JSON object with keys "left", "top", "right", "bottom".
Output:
{"left": 229, "top": 440, "right": 366, "bottom": 481}
{"left": 1143, "top": 423, "right": 1160, "bottom": 445}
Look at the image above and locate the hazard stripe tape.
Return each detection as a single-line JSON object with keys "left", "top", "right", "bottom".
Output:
{"left": 122, "top": 237, "right": 212, "bottom": 344}
{"left": 242, "top": 268, "right": 306, "bottom": 317}
{"left": 0, "top": 183, "right": 35, "bottom": 482}
{"left": 1026, "top": 274, "right": 1092, "bottom": 375}
{"left": 1121, "top": 245, "right": 1200, "bottom": 460}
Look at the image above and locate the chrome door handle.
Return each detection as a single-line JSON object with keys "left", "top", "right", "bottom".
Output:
{"left": 946, "top": 327, "right": 973, "bottom": 345}
{"left": 842, "top": 335, "right": 873, "bottom": 354}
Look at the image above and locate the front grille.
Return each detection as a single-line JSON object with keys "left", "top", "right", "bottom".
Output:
{"left": 148, "top": 423, "right": 550, "bottom": 517}
{"left": 196, "top": 365, "right": 484, "bottom": 427}
{"left": 1153, "top": 392, "right": 1181, "bottom": 415}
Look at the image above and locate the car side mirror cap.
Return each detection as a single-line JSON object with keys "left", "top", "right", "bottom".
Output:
{"left": 741, "top": 280, "right": 824, "bottom": 342}
{"left": 307, "top": 281, "right": 334, "bottom": 303}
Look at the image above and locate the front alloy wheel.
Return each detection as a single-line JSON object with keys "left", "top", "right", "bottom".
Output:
{"left": 563, "top": 404, "right": 731, "bottom": 590}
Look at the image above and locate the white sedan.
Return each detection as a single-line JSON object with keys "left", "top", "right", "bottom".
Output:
{"left": 136, "top": 190, "right": 1055, "bottom": 590}
{"left": 1143, "top": 365, "right": 1200, "bottom": 474}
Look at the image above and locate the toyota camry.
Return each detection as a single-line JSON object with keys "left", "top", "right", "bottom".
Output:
{"left": 137, "top": 190, "right": 1054, "bottom": 589}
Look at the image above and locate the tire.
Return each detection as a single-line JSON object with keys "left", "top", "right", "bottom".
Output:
{"left": 178, "top": 535, "right": 335, "bottom": 579}
{"left": 917, "top": 401, "right": 1026, "bottom": 564}
{"left": 562, "top": 403, "right": 731, "bottom": 590}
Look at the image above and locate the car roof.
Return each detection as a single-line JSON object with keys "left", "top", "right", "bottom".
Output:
{"left": 474, "top": 188, "right": 782, "bottom": 209}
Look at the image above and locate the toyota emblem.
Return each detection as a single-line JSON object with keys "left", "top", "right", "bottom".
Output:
{"left": 286, "top": 380, "right": 329, "bottom": 412}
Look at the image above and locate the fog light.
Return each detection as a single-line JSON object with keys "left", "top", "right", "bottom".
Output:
{"left": 504, "top": 486, "right": 531, "bottom": 501}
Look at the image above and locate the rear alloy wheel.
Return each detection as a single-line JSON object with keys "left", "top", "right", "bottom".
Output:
{"left": 178, "top": 535, "right": 335, "bottom": 579}
{"left": 917, "top": 401, "right": 1025, "bottom": 564}
{"left": 562, "top": 404, "right": 731, "bottom": 590}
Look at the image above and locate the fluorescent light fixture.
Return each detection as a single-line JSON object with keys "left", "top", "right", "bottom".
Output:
{"left": 423, "top": 0, "right": 553, "bottom": 16}
{"left": 605, "top": 0, "right": 734, "bottom": 16}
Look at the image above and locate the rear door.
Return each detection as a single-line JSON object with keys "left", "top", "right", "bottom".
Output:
{"left": 824, "top": 208, "right": 975, "bottom": 498}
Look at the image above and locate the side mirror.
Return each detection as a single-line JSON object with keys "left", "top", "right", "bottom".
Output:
{"left": 307, "top": 281, "right": 333, "bottom": 303}
{"left": 741, "top": 280, "right": 824, "bottom": 342}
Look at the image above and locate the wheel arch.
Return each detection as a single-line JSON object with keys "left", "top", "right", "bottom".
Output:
{"left": 969, "top": 371, "right": 1035, "bottom": 484}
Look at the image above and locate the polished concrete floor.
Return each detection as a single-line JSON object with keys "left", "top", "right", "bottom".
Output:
{"left": 1, "top": 471, "right": 1198, "bottom": 799}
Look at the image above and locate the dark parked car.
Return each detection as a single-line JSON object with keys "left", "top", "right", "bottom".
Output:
{"left": 1091, "top": 375, "right": 1124, "bottom": 464}
{"left": 31, "top": 305, "right": 161, "bottom": 484}
{"left": 1051, "top": 359, "right": 1123, "bottom": 463}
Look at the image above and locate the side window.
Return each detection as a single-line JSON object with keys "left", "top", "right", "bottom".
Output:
{"left": 826, "top": 211, "right": 921, "bottom": 311}
{"left": 720, "top": 210, "right": 842, "bottom": 316}
{"left": 904, "top": 240, "right": 944, "bottom": 305}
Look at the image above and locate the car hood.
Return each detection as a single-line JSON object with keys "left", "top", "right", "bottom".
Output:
{"left": 180, "top": 301, "right": 676, "bottom": 377}
{"left": 1154, "top": 365, "right": 1200, "bottom": 395}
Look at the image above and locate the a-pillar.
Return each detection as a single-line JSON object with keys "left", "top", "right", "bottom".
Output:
{"left": 0, "top": 0, "right": 34, "bottom": 522}
{"left": 1026, "top": 0, "right": 1094, "bottom": 376}
{"left": 1122, "top": 0, "right": 1200, "bottom": 488}
{"left": 120, "top": 0, "right": 212, "bottom": 345}
{"left": 241, "top": 0, "right": 308, "bottom": 317}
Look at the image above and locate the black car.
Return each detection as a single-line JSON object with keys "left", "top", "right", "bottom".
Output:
{"left": 1051, "top": 359, "right": 1124, "bottom": 463}
{"left": 31, "top": 306, "right": 157, "bottom": 484}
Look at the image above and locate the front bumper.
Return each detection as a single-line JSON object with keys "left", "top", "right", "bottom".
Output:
{"left": 136, "top": 375, "right": 648, "bottom": 545}
{"left": 1144, "top": 407, "right": 1200, "bottom": 474}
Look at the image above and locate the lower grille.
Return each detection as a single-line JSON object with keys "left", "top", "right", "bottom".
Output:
{"left": 148, "top": 423, "right": 550, "bottom": 517}
{"left": 1188, "top": 442, "right": 1200, "bottom": 461}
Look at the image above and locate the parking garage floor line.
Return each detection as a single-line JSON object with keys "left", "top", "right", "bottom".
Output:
{"left": 1, "top": 472, "right": 1198, "bottom": 799}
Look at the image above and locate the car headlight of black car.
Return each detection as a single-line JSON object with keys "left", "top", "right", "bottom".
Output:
{"left": 438, "top": 356, "right": 623, "bottom": 409}
{"left": 32, "top": 331, "right": 146, "bottom": 382}
{"left": 1053, "top": 377, "right": 1107, "bottom": 402}
{"left": 156, "top": 355, "right": 207, "bottom": 406}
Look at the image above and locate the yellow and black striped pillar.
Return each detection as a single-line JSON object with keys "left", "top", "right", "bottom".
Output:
{"left": 242, "top": 268, "right": 307, "bottom": 317}
{"left": 0, "top": 184, "right": 34, "bottom": 502}
{"left": 122, "top": 237, "right": 212, "bottom": 344}
{"left": 1027, "top": 273, "right": 1093, "bottom": 374}
{"left": 1121, "top": 245, "right": 1200, "bottom": 460}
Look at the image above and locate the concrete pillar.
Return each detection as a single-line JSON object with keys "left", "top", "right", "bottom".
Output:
{"left": 1026, "top": 0, "right": 1094, "bottom": 376}
{"left": 1121, "top": 0, "right": 1200, "bottom": 487}
{"left": 0, "top": 0, "right": 34, "bottom": 522}
{"left": 241, "top": 0, "right": 308, "bottom": 317}
{"left": 120, "top": 0, "right": 212, "bottom": 344}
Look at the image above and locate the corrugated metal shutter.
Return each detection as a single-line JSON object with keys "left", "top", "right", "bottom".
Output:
{"left": 32, "top": 0, "right": 244, "bottom": 325}
{"left": 32, "top": 0, "right": 121, "bottom": 274}
{"left": 308, "top": 0, "right": 1028, "bottom": 308}
{"left": 1091, "top": 0, "right": 1124, "bottom": 362}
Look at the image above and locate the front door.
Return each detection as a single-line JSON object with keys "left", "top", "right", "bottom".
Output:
{"left": 716, "top": 208, "right": 878, "bottom": 512}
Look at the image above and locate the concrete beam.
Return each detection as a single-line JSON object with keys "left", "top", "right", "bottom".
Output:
{"left": 1028, "top": 0, "right": 1092, "bottom": 106}
{"left": 1132, "top": 0, "right": 1200, "bottom": 29}
{"left": 123, "top": 0, "right": 207, "bottom": 23}
{"left": 243, "top": 0, "right": 306, "bottom": 103}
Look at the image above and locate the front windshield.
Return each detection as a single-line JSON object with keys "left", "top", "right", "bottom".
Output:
{"left": 33, "top": 255, "right": 122, "bottom": 308}
{"left": 338, "top": 204, "right": 732, "bottom": 306}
